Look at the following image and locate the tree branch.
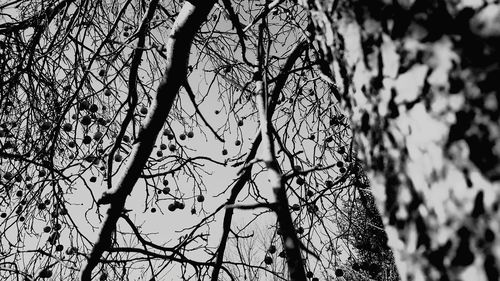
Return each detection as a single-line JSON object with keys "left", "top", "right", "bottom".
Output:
{"left": 183, "top": 80, "right": 225, "bottom": 142}
{"left": 210, "top": 131, "right": 261, "bottom": 281}
{"left": 79, "top": 1, "right": 216, "bottom": 280}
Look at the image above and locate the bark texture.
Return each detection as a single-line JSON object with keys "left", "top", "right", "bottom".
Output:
{"left": 307, "top": 1, "right": 500, "bottom": 280}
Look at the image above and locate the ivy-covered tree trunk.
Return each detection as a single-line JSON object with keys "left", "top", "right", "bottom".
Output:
{"left": 307, "top": 1, "right": 500, "bottom": 280}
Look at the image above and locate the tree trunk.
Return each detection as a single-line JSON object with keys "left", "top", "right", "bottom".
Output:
{"left": 79, "top": 1, "right": 215, "bottom": 280}
{"left": 254, "top": 78, "right": 308, "bottom": 281}
{"left": 307, "top": 1, "right": 500, "bottom": 280}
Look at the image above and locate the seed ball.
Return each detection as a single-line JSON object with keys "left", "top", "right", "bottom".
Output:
{"left": 335, "top": 268, "right": 344, "bottom": 277}
{"left": 296, "top": 177, "right": 304, "bottom": 185}
{"left": 89, "top": 104, "right": 98, "bottom": 113}
{"left": 93, "top": 131, "right": 103, "bottom": 141}
{"left": 3, "top": 172, "right": 13, "bottom": 180}
{"left": 325, "top": 180, "right": 334, "bottom": 188}
{"left": 41, "top": 121, "right": 51, "bottom": 131}
{"left": 63, "top": 123, "right": 72, "bottom": 132}
{"left": 264, "top": 256, "right": 273, "bottom": 265}
{"left": 80, "top": 115, "right": 92, "bottom": 126}
{"left": 79, "top": 100, "right": 90, "bottom": 110}
{"left": 268, "top": 245, "right": 276, "bottom": 254}
{"left": 39, "top": 269, "right": 52, "bottom": 278}
{"left": 82, "top": 135, "right": 92, "bottom": 144}
{"left": 168, "top": 203, "right": 176, "bottom": 212}
{"left": 308, "top": 204, "right": 319, "bottom": 213}
{"left": 297, "top": 226, "right": 304, "bottom": 234}
{"left": 65, "top": 247, "right": 75, "bottom": 255}
{"left": 114, "top": 153, "right": 123, "bottom": 162}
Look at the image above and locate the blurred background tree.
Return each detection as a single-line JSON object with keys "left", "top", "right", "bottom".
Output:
{"left": 308, "top": 0, "right": 500, "bottom": 280}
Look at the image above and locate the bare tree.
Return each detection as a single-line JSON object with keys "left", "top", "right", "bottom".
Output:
{"left": 0, "top": 0, "right": 400, "bottom": 281}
